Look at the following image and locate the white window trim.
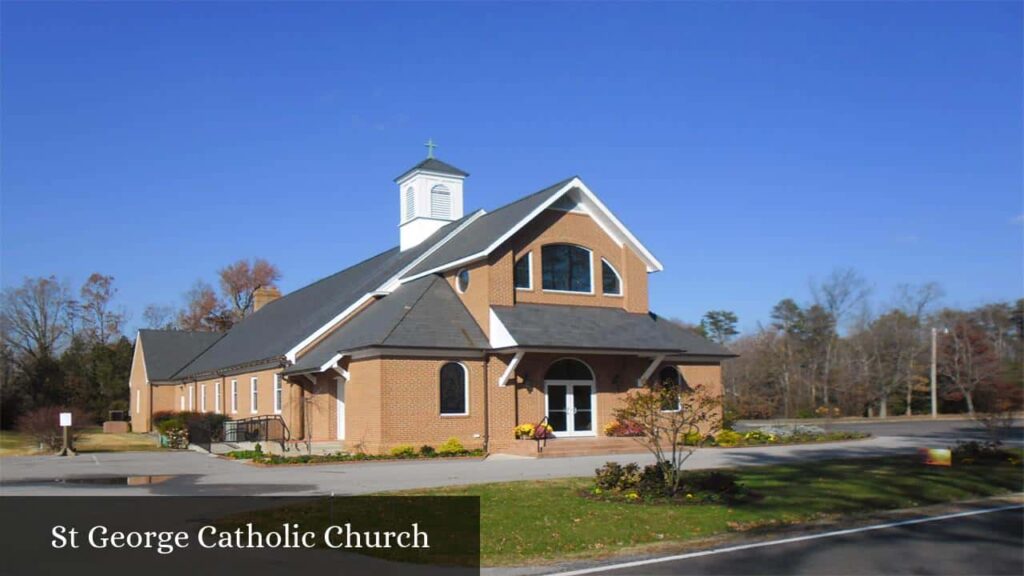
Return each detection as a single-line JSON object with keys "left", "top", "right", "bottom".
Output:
{"left": 188, "top": 384, "right": 194, "bottom": 411}
{"left": 273, "top": 374, "right": 282, "bottom": 414}
{"left": 200, "top": 383, "right": 207, "bottom": 413}
{"left": 215, "top": 381, "right": 222, "bottom": 414}
{"left": 231, "top": 379, "right": 238, "bottom": 414}
{"left": 250, "top": 377, "right": 259, "bottom": 414}
{"left": 540, "top": 244, "right": 595, "bottom": 295}
{"left": 135, "top": 389, "right": 141, "bottom": 414}
{"left": 601, "top": 258, "right": 624, "bottom": 297}
{"left": 180, "top": 395, "right": 185, "bottom": 411}
{"left": 514, "top": 252, "right": 533, "bottom": 291}
{"left": 455, "top": 268, "right": 470, "bottom": 294}
{"left": 440, "top": 362, "right": 470, "bottom": 417}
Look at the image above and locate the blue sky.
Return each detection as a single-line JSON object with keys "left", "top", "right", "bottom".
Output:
{"left": 2, "top": 2, "right": 1021, "bottom": 335}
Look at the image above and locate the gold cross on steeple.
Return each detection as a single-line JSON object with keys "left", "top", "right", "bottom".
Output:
{"left": 424, "top": 138, "right": 437, "bottom": 159}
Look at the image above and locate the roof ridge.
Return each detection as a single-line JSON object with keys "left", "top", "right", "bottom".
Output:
{"left": 378, "top": 276, "right": 440, "bottom": 346}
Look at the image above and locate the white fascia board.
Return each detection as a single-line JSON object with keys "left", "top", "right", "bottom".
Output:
{"left": 400, "top": 177, "right": 663, "bottom": 282}
{"left": 488, "top": 308, "right": 518, "bottom": 349}
{"left": 286, "top": 210, "right": 485, "bottom": 363}
{"left": 381, "top": 209, "right": 485, "bottom": 292}
{"left": 318, "top": 353, "right": 345, "bottom": 374}
{"left": 573, "top": 180, "right": 663, "bottom": 272}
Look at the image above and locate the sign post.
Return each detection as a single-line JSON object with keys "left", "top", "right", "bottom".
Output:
{"left": 58, "top": 412, "right": 74, "bottom": 456}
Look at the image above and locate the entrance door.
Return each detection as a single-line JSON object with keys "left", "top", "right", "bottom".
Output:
{"left": 335, "top": 378, "right": 346, "bottom": 440}
{"left": 545, "top": 380, "right": 595, "bottom": 437}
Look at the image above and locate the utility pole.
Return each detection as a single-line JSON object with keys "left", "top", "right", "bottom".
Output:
{"left": 930, "top": 327, "right": 938, "bottom": 418}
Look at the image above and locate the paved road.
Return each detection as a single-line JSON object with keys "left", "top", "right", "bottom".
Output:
{"left": 556, "top": 506, "right": 1024, "bottom": 576}
{"left": 0, "top": 419, "right": 1018, "bottom": 497}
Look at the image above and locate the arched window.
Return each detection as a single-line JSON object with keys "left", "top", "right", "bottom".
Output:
{"left": 514, "top": 252, "right": 532, "bottom": 290}
{"left": 601, "top": 259, "right": 622, "bottom": 296}
{"left": 430, "top": 184, "right": 451, "bottom": 219}
{"left": 545, "top": 358, "right": 594, "bottom": 380}
{"left": 541, "top": 244, "right": 592, "bottom": 293}
{"left": 440, "top": 362, "right": 468, "bottom": 415}
{"left": 404, "top": 186, "right": 415, "bottom": 220}
{"left": 657, "top": 366, "right": 689, "bottom": 412}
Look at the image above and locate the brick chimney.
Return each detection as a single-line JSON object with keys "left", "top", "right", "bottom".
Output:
{"left": 253, "top": 286, "right": 281, "bottom": 312}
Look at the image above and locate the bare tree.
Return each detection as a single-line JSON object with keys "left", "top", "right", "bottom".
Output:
{"left": 176, "top": 281, "right": 228, "bottom": 331}
{"left": 938, "top": 317, "right": 1002, "bottom": 416}
{"left": 142, "top": 304, "right": 176, "bottom": 330}
{"left": 78, "top": 273, "right": 125, "bottom": 345}
{"left": 0, "top": 276, "right": 73, "bottom": 364}
{"left": 218, "top": 258, "right": 281, "bottom": 319}
{"left": 811, "top": 268, "right": 870, "bottom": 408}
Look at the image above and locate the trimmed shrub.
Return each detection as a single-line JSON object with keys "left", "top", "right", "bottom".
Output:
{"left": 419, "top": 445, "right": 436, "bottom": 457}
{"left": 389, "top": 444, "right": 417, "bottom": 458}
{"left": 437, "top": 437, "right": 465, "bottom": 456}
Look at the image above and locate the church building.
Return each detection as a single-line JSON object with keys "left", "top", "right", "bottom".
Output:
{"left": 128, "top": 150, "right": 733, "bottom": 454}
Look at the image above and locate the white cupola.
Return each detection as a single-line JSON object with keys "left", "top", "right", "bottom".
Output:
{"left": 395, "top": 142, "right": 469, "bottom": 251}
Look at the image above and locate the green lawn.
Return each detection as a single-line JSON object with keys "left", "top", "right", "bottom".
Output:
{"left": 0, "top": 427, "right": 161, "bottom": 456}
{"left": 0, "top": 430, "right": 38, "bottom": 456}
{"left": 402, "top": 456, "right": 1023, "bottom": 565}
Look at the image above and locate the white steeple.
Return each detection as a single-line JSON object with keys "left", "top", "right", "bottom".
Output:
{"left": 395, "top": 143, "right": 469, "bottom": 251}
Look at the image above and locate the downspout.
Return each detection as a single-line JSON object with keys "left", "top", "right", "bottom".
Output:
{"left": 483, "top": 355, "right": 490, "bottom": 454}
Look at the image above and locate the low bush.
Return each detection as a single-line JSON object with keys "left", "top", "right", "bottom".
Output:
{"left": 419, "top": 445, "right": 436, "bottom": 456}
{"left": 742, "top": 430, "right": 777, "bottom": 444}
{"left": 593, "top": 461, "right": 745, "bottom": 502}
{"left": 16, "top": 406, "right": 91, "bottom": 451}
{"left": 952, "top": 441, "right": 1017, "bottom": 465}
{"left": 389, "top": 444, "right": 417, "bottom": 458}
{"left": 438, "top": 437, "right": 466, "bottom": 456}
{"left": 225, "top": 447, "right": 486, "bottom": 465}
{"left": 603, "top": 419, "right": 645, "bottom": 437}
{"left": 714, "top": 429, "right": 743, "bottom": 447}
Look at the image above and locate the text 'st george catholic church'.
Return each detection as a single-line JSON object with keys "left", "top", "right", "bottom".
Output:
{"left": 129, "top": 147, "right": 733, "bottom": 453}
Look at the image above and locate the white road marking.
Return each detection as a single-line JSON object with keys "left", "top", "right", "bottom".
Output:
{"left": 545, "top": 504, "right": 1024, "bottom": 576}
{"left": 92, "top": 455, "right": 99, "bottom": 466}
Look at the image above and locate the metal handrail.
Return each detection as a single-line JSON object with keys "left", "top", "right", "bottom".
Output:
{"left": 223, "top": 415, "right": 291, "bottom": 452}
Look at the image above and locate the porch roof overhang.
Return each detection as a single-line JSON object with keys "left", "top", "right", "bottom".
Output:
{"left": 490, "top": 304, "right": 736, "bottom": 358}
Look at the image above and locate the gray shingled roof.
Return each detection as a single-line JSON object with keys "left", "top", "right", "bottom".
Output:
{"left": 394, "top": 157, "right": 469, "bottom": 181}
{"left": 491, "top": 304, "right": 735, "bottom": 356}
{"left": 284, "top": 275, "right": 488, "bottom": 374}
{"left": 404, "top": 176, "right": 576, "bottom": 277}
{"left": 171, "top": 216, "right": 473, "bottom": 379}
{"left": 138, "top": 330, "right": 224, "bottom": 381}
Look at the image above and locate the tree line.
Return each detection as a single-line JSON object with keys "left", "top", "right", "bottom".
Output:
{"left": 0, "top": 259, "right": 280, "bottom": 428}
{"left": 692, "top": 269, "right": 1023, "bottom": 419}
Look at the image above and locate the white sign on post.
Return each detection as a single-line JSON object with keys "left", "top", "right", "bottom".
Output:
{"left": 59, "top": 412, "right": 72, "bottom": 427}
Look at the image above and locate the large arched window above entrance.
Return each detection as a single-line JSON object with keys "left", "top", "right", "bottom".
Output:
{"left": 545, "top": 358, "right": 594, "bottom": 381}
{"left": 657, "top": 366, "right": 689, "bottom": 412}
{"left": 541, "top": 244, "right": 592, "bottom": 293}
{"left": 439, "top": 362, "right": 468, "bottom": 415}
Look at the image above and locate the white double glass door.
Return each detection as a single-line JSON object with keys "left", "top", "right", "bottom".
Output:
{"left": 545, "top": 379, "right": 596, "bottom": 437}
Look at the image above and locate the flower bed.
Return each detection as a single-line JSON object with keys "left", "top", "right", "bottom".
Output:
{"left": 225, "top": 437, "right": 484, "bottom": 465}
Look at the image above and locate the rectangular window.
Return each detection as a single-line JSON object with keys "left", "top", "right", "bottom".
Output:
{"left": 180, "top": 395, "right": 185, "bottom": 411}
{"left": 135, "top": 389, "right": 141, "bottom": 414}
{"left": 514, "top": 252, "right": 532, "bottom": 290}
{"left": 231, "top": 380, "right": 238, "bottom": 414}
{"left": 200, "top": 383, "right": 207, "bottom": 413}
{"left": 250, "top": 377, "right": 259, "bottom": 414}
{"left": 188, "top": 385, "right": 194, "bottom": 411}
{"left": 215, "top": 382, "right": 222, "bottom": 414}
{"left": 274, "top": 375, "right": 282, "bottom": 414}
